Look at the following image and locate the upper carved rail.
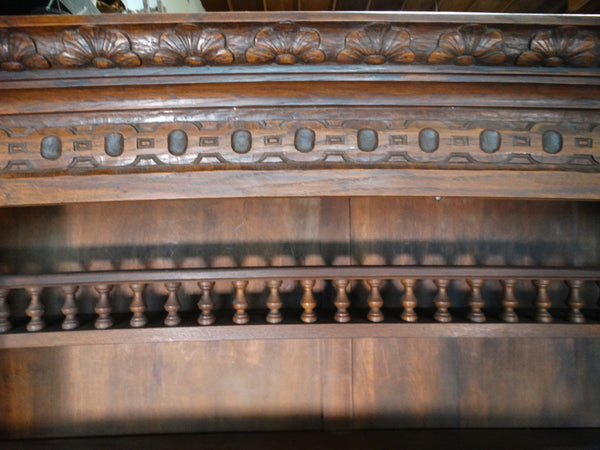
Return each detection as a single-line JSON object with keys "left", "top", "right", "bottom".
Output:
{"left": 0, "top": 13, "right": 599, "bottom": 80}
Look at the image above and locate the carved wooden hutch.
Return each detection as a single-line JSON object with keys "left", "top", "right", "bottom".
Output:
{"left": 0, "top": 12, "right": 599, "bottom": 440}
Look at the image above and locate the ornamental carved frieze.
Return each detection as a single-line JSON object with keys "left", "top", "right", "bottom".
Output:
{"left": 427, "top": 25, "right": 506, "bottom": 66}
{"left": 153, "top": 24, "right": 234, "bottom": 66}
{"left": 337, "top": 24, "right": 415, "bottom": 65}
{"left": 0, "top": 31, "right": 49, "bottom": 71}
{"left": 59, "top": 26, "right": 141, "bottom": 68}
{"left": 516, "top": 26, "right": 597, "bottom": 67}
{"left": 245, "top": 22, "right": 325, "bottom": 65}
{"left": 0, "top": 19, "right": 598, "bottom": 72}
{"left": 1, "top": 118, "right": 598, "bottom": 176}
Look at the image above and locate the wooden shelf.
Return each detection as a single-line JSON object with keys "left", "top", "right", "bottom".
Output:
{"left": 2, "top": 313, "right": 599, "bottom": 349}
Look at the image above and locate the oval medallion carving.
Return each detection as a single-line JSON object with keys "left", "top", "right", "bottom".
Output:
{"left": 231, "top": 130, "right": 252, "bottom": 154}
{"left": 419, "top": 129, "right": 439, "bottom": 153}
{"left": 40, "top": 135, "right": 62, "bottom": 160}
{"left": 168, "top": 129, "right": 188, "bottom": 155}
{"left": 480, "top": 130, "right": 501, "bottom": 153}
{"left": 105, "top": 132, "right": 124, "bottom": 157}
{"left": 294, "top": 128, "right": 315, "bottom": 153}
{"left": 357, "top": 129, "right": 378, "bottom": 152}
{"left": 542, "top": 130, "right": 562, "bottom": 154}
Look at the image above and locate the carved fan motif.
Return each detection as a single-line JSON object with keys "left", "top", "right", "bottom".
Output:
{"left": 59, "top": 26, "right": 141, "bottom": 69}
{"left": 153, "top": 24, "right": 234, "bottom": 66}
{"left": 0, "top": 31, "right": 49, "bottom": 71}
{"left": 516, "top": 26, "right": 597, "bottom": 67}
{"left": 428, "top": 24, "right": 506, "bottom": 66}
{"left": 337, "top": 24, "right": 415, "bottom": 65}
{"left": 245, "top": 22, "right": 325, "bottom": 65}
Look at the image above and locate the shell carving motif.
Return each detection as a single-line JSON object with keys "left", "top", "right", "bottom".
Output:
{"left": 245, "top": 22, "right": 325, "bottom": 65}
{"left": 337, "top": 24, "right": 415, "bottom": 65}
{"left": 0, "top": 31, "right": 50, "bottom": 71}
{"left": 516, "top": 26, "right": 596, "bottom": 67}
{"left": 428, "top": 24, "right": 506, "bottom": 66}
{"left": 153, "top": 24, "right": 234, "bottom": 66}
{"left": 59, "top": 26, "right": 141, "bottom": 69}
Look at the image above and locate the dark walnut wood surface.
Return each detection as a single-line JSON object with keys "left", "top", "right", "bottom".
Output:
{"left": 1, "top": 13, "right": 599, "bottom": 439}
{"left": 1, "top": 13, "right": 599, "bottom": 205}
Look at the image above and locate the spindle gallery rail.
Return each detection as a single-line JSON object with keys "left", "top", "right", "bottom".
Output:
{"left": 0, "top": 266, "right": 599, "bottom": 334}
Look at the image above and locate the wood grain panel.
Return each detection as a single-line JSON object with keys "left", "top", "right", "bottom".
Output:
{"left": 351, "top": 336, "right": 600, "bottom": 429}
{"left": 0, "top": 339, "right": 324, "bottom": 439}
{"left": 455, "top": 337, "right": 600, "bottom": 427}
{"left": 321, "top": 338, "right": 353, "bottom": 429}
{"left": 352, "top": 338, "right": 460, "bottom": 428}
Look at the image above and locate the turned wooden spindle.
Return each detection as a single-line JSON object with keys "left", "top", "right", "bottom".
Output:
{"left": 266, "top": 280, "right": 283, "bottom": 324}
{"left": 366, "top": 279, "right": 384, "bottom": 323}
{"left": 467, "top": 279, "right": 486, "bottom": 323}
{"left": 25, "top": 286, "right": 45, "bottom": 332}
{"left": 197, "top": 281, "right": 216, "bottom": 325}
{"left": 232, "top": 280, "right": 249, "bottom": 324}
{"left": 567, "top": 280, "right": 585, "bottom": 324}
{"left": 333, "top": 279, "right": 351, "bottom": 323}
{"left": 0, "top": 288, "right": 11, "bottom": 333}
{"left": 500, "top": 279, "right": 519, "bottom": 323}
{"left": 94, "top": 284, "right": 113, "bottom": 329}
{"left": 129, "top": 283, "right": 147, "bottom": 328}
{"left": 300, "top": 279, "right": 317, "bottom": 323}
{"left": 400, "top": 278, "right": 418, "bottom": 322}
{"left": 61, "top": 285, "right": 79, "bottom": 330}
{"left": 533, "top": 279, "right": 552, "bottom": 323}
{"left": 433, "top": 279, "right": 452, "bottom": 323}
{"left": 164, "top": 281, "right": 181, "bottom": 326}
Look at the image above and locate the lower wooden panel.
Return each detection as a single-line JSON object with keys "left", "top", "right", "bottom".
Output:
{"left": 2, "top": 336, "right": 599, "bottom": 438}
{"left": 0, "top": 339, "right": 324, "bottom": 438}
{"left": 352, "top": 337, "right": 600, "bottom": 428}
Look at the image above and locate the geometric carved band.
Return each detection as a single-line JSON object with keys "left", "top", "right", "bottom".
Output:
{"left": 2, "top": 119, "right": 599, "bottom": 175}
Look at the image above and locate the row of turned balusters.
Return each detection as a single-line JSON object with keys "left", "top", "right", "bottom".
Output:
{"left": 0, "top": 278, "right": 597, "bottom": 333}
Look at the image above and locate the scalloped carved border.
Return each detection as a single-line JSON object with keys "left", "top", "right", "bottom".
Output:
{"left": 0, "top": 22, "right": 598, "bottom": 72}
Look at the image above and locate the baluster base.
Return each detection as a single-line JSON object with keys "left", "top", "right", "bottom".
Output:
{"left": 164, "top": 313, "right": 181, "bottom": 327}
{"left": 434, "top": 311, "right": 452, "bottom": 323}
{"left": 501, "top": 310, "right": 519, "bottom": 323}
{"left": 26, "top": 318, "right": 44, "bottom": 332}
{"left": 535, "top": 310, "right": 552, "bottom": 323}
{"left": 468, "top": 311, "right": 486, "bottom": 323}
{"left": 301, "top": 311, "right": 317, "bottom": 323}
{"left": 266, "top": 311, "right": 283, "bottom": 324}
{"left": 233, "top": 312, "right": 249, "bottom": 325}
{"left": 367, "top": 310, "right": 384, "bottom": 322}
{"left": 62, "top": 317, "right": 79, "bottom": 330}
{"left": 568, "top": 310, "right": 585, "bottom": 324}
{"left": 95, "top": 316, "right": 113, "bottom": 329}
{"left": 198, "top": 314, "right": 216, "bottom": 326}
{"left": 401, "top": 310, "right": 417, "bottom": 322}
{"left": 130, "top": 314, "right": 147, "bottom": 328}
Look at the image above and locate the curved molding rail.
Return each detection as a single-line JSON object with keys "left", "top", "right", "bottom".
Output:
{"left": 1, "top": 13, "right": 599, "bottom": 205}
{"left": 0, "top": 14, "right": 599, "bottom": 77}
{"left": 1, "top": 266, "right": 598, "bottom": 337}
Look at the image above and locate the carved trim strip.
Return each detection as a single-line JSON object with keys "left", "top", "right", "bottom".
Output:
{"left": 1, "top": 119, "right": 598, "bottom": 176}
{"left": 0, "top": 20, "right": 598, "bottom": 73}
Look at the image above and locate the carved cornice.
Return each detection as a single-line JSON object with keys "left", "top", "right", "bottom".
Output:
{"left": 1, "top": 13, "right": 599, "bottom": 205}
{"left": 0, "top": 14, "right": 598, "bottom": 76}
